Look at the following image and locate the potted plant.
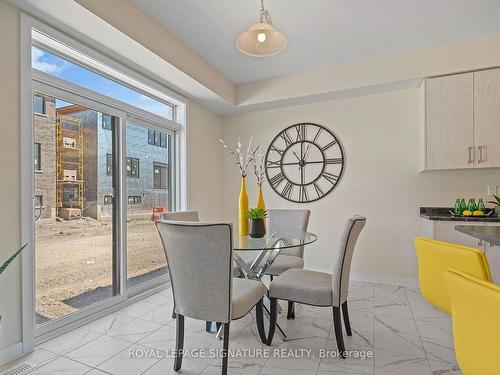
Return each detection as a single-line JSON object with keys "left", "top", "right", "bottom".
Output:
{"left": 248, "top": 208, "right": 267, "bottom": 238}
{"left": 487, "top": 194, "right": 500, "bottom": 216}
{"left": 0, "top": 244, "right": 27, "bottom": 276}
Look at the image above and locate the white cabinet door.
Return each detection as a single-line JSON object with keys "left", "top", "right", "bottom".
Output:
{"left": 474, "top": 68, "right": 500, "bottom": 168}
{"left": 425, "top": 73, "right": 474, "bottom": 170}
{"left": 434, "top": 221, "right": 484, "bottom": 249}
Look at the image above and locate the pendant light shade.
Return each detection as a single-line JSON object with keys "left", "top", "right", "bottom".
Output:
{"left": 236, "top": 1, "right": 287, "bottom": 57}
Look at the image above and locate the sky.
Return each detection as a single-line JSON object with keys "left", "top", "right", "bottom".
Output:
{"left": 32, "top": 45, "right": 173, "bottom": 120}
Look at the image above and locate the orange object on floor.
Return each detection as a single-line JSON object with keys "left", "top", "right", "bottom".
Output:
{"left": 151, "top": 207, "right": 168, "bottom": 221}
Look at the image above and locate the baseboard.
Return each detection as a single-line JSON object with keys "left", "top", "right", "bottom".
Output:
{"left": 0, "top": 342, "right": 23, "bottom": 367}
{"left": 351, "top": 272, "right": 419, "bottom": 289}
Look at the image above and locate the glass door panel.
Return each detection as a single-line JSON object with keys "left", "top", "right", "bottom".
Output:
{"left": 126, "top": 122, "right": 171, "bottom": 288}
{"left": 34, "top": 93, "right": 119, "bottom": 325}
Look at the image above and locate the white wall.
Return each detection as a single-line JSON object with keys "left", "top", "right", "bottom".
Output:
{"left": 222, "top": 88, "right": 500, "bottom": 285}
{"left": 187, "top": 102, "right": 224, "bottom": 220}
{"left": 0, "top": 0, "right": 23, "bottom": 357}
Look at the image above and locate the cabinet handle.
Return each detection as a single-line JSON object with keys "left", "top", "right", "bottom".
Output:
{"left": 478, "top": 145, "right": 484, "bottom": 164}
{"left": 468, "top": 146, "right": 473, "bottom": 164}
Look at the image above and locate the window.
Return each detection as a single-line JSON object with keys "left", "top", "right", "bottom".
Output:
{"left": 32, "top": 45, "right": 174, "bottom": 120}
{"left": 35, "top": 194, "right": 43, "bottom": 209}
{"left": 34, "top": 143, "right": 41, "bottom": 171}
{"left": 103, "top": 195, "right": 113, "bottom": 205}
{"left": 147, "top": 130, "right": 168, "bottom": 148}
{"left": 100, "top": 113, "right": 112, "bottom": 130}
{"left": 148, "top": 129, "right": 155, "bottom": 145}
{"left": 33, "top": 95, "right": 45, "bottom": 115}
{"left": 126, "top": 157, "right": 140, "bottom": 178}
{"left": 106, "top": 154, "right": 113, "bottom": 176}
{"left": 154, "top": 162, "right": 168, "bottom": 190}
{"left": 108, "top": 155, "right": 140, "bottom": 178}
{"left": 63, "top": 186, "right": 79, "bottom": 202}
{"left": 128, "top": 196, "right": 141, "bottom": 204}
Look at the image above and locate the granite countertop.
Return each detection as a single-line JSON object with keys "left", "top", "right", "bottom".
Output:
{"left": 420, "top": 207, "right": 500, "bottom": 222}
{"left": 455, "top": 225, "right": 500, "bottom": 247}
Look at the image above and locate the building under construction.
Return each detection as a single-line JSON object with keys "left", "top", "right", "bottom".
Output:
{"left": 33, "top": 94, "right": 170, "bottom": 221}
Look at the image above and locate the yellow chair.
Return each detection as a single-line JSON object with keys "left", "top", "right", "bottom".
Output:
{"left": 414, "top": 237, "right": 491, "bottom": 314}
{"left": 445, "top": 270, "right": 500, "bottom": 375}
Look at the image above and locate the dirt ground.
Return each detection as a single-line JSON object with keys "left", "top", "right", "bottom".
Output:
{"left": 35, "top": 217, "right": 167, "bottom": 323}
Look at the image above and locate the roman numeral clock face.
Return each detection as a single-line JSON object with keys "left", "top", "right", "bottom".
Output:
{"left": 265, "top": 123, "right": 345, "bottom": 203}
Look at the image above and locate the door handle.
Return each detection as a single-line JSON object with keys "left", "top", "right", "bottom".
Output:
{"left": 478, "top": 145, "right": 484, "bottom": 164}
{"left": 467, "top": 146, "right": 473, "bottom": 164}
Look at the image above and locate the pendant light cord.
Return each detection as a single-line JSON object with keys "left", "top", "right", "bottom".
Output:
{"left": 259, "top": 0, "right": 274, "bottom": 26}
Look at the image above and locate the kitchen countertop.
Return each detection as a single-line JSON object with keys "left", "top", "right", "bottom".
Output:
{"left": 455, "top": 225, "right": 500, "bottom": 247}
{"left": 420, "top": 207, "right": 500, "bottom": 222}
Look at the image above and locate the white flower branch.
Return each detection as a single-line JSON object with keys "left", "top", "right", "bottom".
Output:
{"left": 252, "top": 148, "right": 266, "bottom": 187}
{"left": 220, "top": 137, "right": 258, "bottom": 178}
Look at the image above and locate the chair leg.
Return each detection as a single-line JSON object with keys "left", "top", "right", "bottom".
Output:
{"left": 174, "top": 314, "right": 184, "bottom": 371}
{"left": 342, "top": 301, "right": 352, "bottom": 336}
{"left": 266, "top": 298, "right": 278, "bottom": 346}
{"left": 287, "top": 301, "right": 295, "bottom": 320}
{"left": 333, "top": 306, "right": 346, "bottom": 358}
{"left": 222, "top": 322, "right": 230, "bottom": 375}
{"left": 255, "top": 299, "right": 267, "bottom": 344}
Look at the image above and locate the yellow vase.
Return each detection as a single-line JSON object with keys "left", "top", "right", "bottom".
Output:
{"left": 239, "top": 177, "right": 249, "bottom": 236}
{"left": 256, "top": 185, "right": 266, "bottom": 210}
{"left": 256, "top": 185, "right": 266, "bottom": 226}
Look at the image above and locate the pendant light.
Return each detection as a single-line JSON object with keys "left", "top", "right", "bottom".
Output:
{"left": 236, "top": 0, "right": 287, "bottom": 57}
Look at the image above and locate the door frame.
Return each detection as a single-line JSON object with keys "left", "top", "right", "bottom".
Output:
{"left": 20, "top": 14, "right": 188, "bottom": 350}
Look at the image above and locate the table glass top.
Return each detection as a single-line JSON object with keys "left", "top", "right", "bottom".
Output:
{"left": 234, "top": 231, "right": 317, "bottom": 251}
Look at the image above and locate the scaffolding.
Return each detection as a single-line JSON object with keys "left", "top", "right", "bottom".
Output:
{"left": 56, "top": 115, "right": 84, "bottom": 219}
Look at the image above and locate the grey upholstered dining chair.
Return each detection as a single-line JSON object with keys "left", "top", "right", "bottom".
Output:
{"left": 266, "top": 216, "right": 367, "bottom": 357}
{"left": 156, "top": 220, "right": 267, "bottom": 375}
{"left": 263, "top": 209, "right": 310, "bottom": 319}
{"left": 162, "top": 210, "right": 199, "bottom": 222}
{"left": 161, "top": 211, "right": 200, "bottom": 319}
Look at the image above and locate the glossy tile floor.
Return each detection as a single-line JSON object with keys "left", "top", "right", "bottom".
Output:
{"left": 18, "top": 282, "right": 461, "bottom": 374}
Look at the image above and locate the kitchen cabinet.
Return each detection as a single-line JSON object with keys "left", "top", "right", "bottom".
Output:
{"left": 432, "top": 221, "right": 484, "bottom": 249}
{"left": 424, "top": 68, "right": 500, "bottom": 170}
{"left": 474, "top": 68, "right": 500, "bottom": 168}
{"left": 425, "top": 73, "right": 474, "bottom": 170}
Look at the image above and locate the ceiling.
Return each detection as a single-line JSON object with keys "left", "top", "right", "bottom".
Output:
{"left": 134, "top": 0, "right": 500, "bottom": 85}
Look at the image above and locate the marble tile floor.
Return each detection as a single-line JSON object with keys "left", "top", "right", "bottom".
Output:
{"left": 6, "top": 282, "right": 461, "bottom": 374}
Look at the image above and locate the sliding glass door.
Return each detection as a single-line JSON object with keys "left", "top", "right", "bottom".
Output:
{"left": 34, "top": 90, "right": 122, "bottom": 329}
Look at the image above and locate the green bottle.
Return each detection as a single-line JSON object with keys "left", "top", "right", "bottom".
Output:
{"left": 460, "top": 198, "right": 467, "bottom": 214}
{"left": 454, "top": 198, "right": 462, "bottom": 215}
{"left": 467, "top": 198, "right": 477, "bottom": 212}
{"left": 478, "top": 198, "right": 485, "bottom": 212}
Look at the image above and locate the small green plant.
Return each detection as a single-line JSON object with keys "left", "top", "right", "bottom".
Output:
{"left": 247, "top": 208, "right": 267, "bottom": 220}
{"left": 0, "top": 244, "right": 28, "bottom": 275}
{"left": 487, "top": 194, "right": 500, "bottom": 207}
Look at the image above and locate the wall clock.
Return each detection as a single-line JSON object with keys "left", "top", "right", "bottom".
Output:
{"left": 265, "top": 123, "right": 345, "bottom": 203}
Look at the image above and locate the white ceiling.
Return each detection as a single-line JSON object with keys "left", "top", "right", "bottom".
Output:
{"left": 134, "top": 0, "right": 500, "bottom": 85}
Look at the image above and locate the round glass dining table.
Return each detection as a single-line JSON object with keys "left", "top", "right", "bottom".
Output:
{"left": 232, "top": 231, "right": 317, "bottom": 280}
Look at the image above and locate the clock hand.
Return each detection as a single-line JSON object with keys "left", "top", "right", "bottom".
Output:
{"left": 303, "top": 144, "right": 311, "bottom": 161}
{"left": 292, "top": 150, "right": 301, "bottom": 162}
